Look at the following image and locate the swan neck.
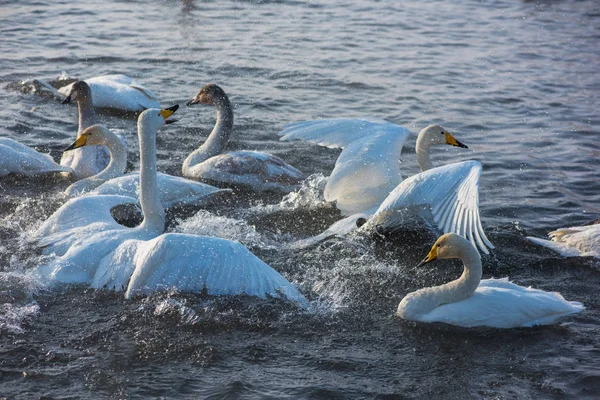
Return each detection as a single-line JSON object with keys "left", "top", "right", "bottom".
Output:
{"left": 434, "top": 247, "right": 482, "bottom": 305}
{"left": 136, "top": 119, "right": 165, "bottom": 234}
{"left": 77, "top": 96, "right": 97, "bottom": 136}
{"left": 415, "top": 133, "right": 434, "bottom": 172}
{"left": 96, "top": 134, "right": 127, "bottom": 181}
{"left": 183, "top": 95, "right": 233, "bottom": 173}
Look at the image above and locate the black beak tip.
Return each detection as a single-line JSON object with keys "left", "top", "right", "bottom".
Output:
{"left": 61, "top": 97, "right": 71, "bottom": 104}
{"left": 460, "top": 143, "right": 469, "bottom": 149}
{"left": 186, "top": 100, "right": 195, "bottom": 106}
{"left": 165, "top": 119, "right": 178, "bottom": 125}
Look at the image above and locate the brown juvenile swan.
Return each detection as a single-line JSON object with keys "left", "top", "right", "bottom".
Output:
{"left": 184, "top": 84, "right": 304, "bottom": 193}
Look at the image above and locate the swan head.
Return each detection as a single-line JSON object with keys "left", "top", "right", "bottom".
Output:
{"left": 417, "top": 233, "right": 473, "bottom": 267}
{"left": 186, "top": 83, "right": 228, "bottom": 107}
{"left": 61, "top": 80, "right": 92, "bottom": 104}
{"left": 138, "top": 105, "right": 179, "bottom": 131}
{"left": 418, "top": 125, "right": 468, "bottom": 149}
{"left": 63, "top": 124, "right": 117, "bottom": 150}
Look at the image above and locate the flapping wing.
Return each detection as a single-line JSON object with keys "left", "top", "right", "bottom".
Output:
{"left": 279, "top": 117, "right": 406, "bottom": 149}
{"left": 325, "top": 129, "right": 410, "bottom": 215}
{"left": 279, "top": 118, "right": 410, "bottom": 215}
{"left": 123, "top": 233, "right": 307, "bottom": 306}
{"left": 371, "top": 161, "right": 494, "bottom": 254}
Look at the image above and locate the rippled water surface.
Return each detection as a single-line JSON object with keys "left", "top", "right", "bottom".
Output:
{"left": 1, "top": 0, "right": 599, "bottom": 398}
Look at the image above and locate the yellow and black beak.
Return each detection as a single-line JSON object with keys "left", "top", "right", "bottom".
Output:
{"left": 416, "top": 244, "right": 438, "bottom": 268}
{"left": 445, "top": 132, "right": 468, "bottom": 149}
{"left": 64, "top": 134, "right": 88, "bottom": 151}
{"left": 160, "top": 104, "right": 179, "bottom": 124}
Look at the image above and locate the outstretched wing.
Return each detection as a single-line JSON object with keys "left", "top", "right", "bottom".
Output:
{"left": 370, "top": 161, "right": 494, "bottom": 254}
{"left": 279, "top": 117, "right": 401, "bottom": 149}
{"left": 118, "top": 234, "right": 307, "bottom": 306}
{"left": 279, "top": 118, "right": 411, "bottom": 215}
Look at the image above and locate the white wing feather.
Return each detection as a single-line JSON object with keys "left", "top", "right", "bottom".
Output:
{"left": 279, "top": 117, "right": 401, "bottom": 149}
{"left": 371, "top": 161, "right": 494, "bottom": 254}
{"left": 92, "top": 172, "right": 231, "bottom": 208}
{"left": 97, "top": 234, "right": 307, "bottom": 305}
{"left": 279, "top": 118, "right": 410, "bottom": 215}
{"left": 58, "top": 74, "right": 160, "bottom": 111}
{"left": 0, "top": 138, "right": 72, "bottom": 176}
{"left": 527, "top": 224, "right": 600, "bottom": 258}
{"left": 36, "top": 195, "right": 138, "bottom": 255}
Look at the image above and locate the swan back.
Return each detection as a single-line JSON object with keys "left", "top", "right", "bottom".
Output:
{"left": 58, "top": 75, "right": 160, "bottom": 111}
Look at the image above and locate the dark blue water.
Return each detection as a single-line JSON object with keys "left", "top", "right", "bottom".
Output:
{"left": 1, "top": 0, "right": 599, "bottom": 398}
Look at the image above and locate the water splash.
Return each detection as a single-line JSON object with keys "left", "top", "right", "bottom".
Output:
{"left": 175, "top": 210, "right": 286, "bottom": 250}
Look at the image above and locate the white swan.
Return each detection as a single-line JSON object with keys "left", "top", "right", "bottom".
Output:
{"left": 37, "top": 107, "right": 306, "bottom": 304}
{"left": 397, "top": 233, "right": 584, "bottom": 328}
{"left": 63, "top": 124, "right": 230, "bottom": 209}
{"left": 59, "top": 80, "right": 121, "bottom": 180}
{"left": 279, "top": 119, "right": 493, "bottom": 253}
{"left": 58, "top": 74, "right": 160, "bottom": 112}
{"left": 0, "top": 137, "right": 72, "bottom": 177}
{"left": 183, "top": 84, "right": 304, "bottom": 193}
{"left": 527, "top": 223, "right": 600, "bottom": 259}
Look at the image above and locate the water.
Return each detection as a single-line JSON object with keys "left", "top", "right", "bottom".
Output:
{"left": 1, "top": 0, "right": 599, "bottom": 398}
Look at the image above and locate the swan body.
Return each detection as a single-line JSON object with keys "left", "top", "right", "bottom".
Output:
{"left": 63, "top": 124, "right": 229, "bottom": 208}
{"left": 36, "top": 194, "right": 139, "bottom": 257}
{"left": 91, "top": 172, "right": 231, "bottom": 209}
{"left": 0, "top": 138, "right": 72, "bottom": 177}
{"left": 527, "top": 223, "right": 600, "bottom": 258}
{"left": 397, "top": 233, "right": 584, "bottom": 328}
{"left": 37, "top": 107, "right": 305, "bottom": 304}
{"left": 59, "top": 81, "right": 126, "bottom": 180}
{"left": 280, "top": 119, "right": 493, "bottom": 253}
{"left": 184, "top": 84, "right": 304, "bottom": 192}
{"left": 58, "top": 74, "right": 160, "bottom": 112}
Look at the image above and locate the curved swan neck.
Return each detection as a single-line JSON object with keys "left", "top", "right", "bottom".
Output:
{"left": 77, "top": 95, "right": 97, "bottom": 136}
{"left": 183, "top": 93, "right": 234, "bottom": 173}
{"left": 95, "top": 133, "right": 127, "bottom": 181}
{"left": 445, "top": 248, "right": 482, "bottom": 303}
{"left": 400, "top": 242, "right": 482, "bottom": 319}
{"left": 415, "top": 132, "right": 434, "bottom": 172}
{"left": 136, "top": 118, "right": 165, "bottom": 235}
